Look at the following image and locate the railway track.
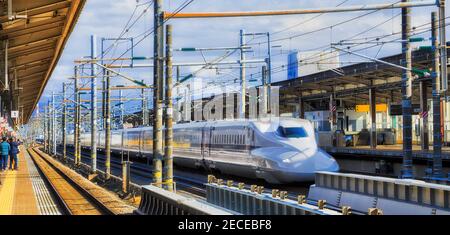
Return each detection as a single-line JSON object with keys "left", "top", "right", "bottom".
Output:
{"left": 57, "top": 146, "right": 310, "bottom": 199}
{"left": 28, "top": 148, "right": 135, "bottom": 215}
{"left": 59, "top": 147, "right": 207, "bottom": 197}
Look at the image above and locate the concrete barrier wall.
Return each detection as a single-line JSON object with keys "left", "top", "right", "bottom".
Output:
{"left": 310, "top": 171, "right": 450, "bottom": 214}
{"left": 315, "top": 171, "right": 450, "bottom": 209}
{"left": 205, "top": 183, "right": 341, "bottom": 215}
{"left": 136, "top": 185, "right": 234, "bottom": 215}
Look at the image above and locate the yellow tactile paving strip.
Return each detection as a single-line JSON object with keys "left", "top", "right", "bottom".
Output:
{"left": 0, "top": 170, "right": 17, "bottom": 215}
{"left": 0, "top": 149, "right": 40, "bottom": 215}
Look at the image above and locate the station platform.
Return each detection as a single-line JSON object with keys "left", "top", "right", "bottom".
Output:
{"left": 0, "top": 147, "right": 61, "bottom": 215}
{"left": 324, "top": 144, "right": 450, "bottom": 160}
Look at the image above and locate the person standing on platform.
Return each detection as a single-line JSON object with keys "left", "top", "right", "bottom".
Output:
{"left": 9, "top": 137, "right": 20, "bottom": 171}
{"left": 0, "top": 137, "right": 10, "bottom": 171}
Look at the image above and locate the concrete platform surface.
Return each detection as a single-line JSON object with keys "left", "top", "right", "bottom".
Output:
{"left": 325, "top": 144, "right": 450, "bottom": 159}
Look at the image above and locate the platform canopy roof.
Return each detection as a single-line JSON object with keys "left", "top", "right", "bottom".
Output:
{"left": 0, "top": 0, "right": 86, "bottom": 123}
{"left": 274, "top": 48, "right": 449, "bottom": 112}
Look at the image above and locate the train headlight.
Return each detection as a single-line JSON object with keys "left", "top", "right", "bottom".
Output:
{"left": 282, "top": 158, "right": 291, "bottom": 163}
{"left": 257, "top": 159, "right": 268, "bottom": 168}
{"left": 257, "top": 159, "right": 278, "bottom": 168}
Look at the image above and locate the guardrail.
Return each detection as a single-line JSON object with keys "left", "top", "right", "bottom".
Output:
{"left": 309, "top": 171, "right": 450, "bottom": 215}
{"left": 135, "top": 185, "right": 235, "bottom": 215}
{"left": 205, "top": 176, "right": 342, "bottom": 215}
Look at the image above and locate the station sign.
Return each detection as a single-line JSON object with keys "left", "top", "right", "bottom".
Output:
{"left": 355, "top": 104, "right": 387, "bottom": 113}
{"left": 389, "top": 104, "right": 421, "bottom": 116}
{"left": 11, "top": 110, "right": 19, "bottom": 118}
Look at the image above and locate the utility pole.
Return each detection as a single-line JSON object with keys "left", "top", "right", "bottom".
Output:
{"left": 164, "top": 24, "right": 174, "bottom": 191}
{"left": 239, "top": 29, "right": 246, "bottom": 119}
{"left": 44, "top": 106, "right": 47, "bottom": 152}
{"left": 119, "top": 89, "right": 124, "bottom": 128}
{"left": 77, "top": 91, "right": 82, "bottom": 165}
{"left": 266, "top": 32, "right": 272, "bottom": 114}
{"left": 90, "top": 35, "right": 98, "bottom": 174}
{"left": 52, "top": 91, "right": 56, "bottom": 156}
{"left": 62, "top": 83, "right": 67, "bottom": 161}
{"left": 141, "top": 80, "right": 148, "bottom": 126}
{"left": 401, "top": 0, "right": 413, "bottom": 179}
{"left": 47, "top": 101, "right": 51, "bottom": 154}
{"left": 102, "top": 67, "right": 106, "bottom": 131}
{"left": 439, "top": 0, "right": 447, "bottom": 92}
{"left": 105, "top": 70, "right": 111, "bottom": 180}
{"left": 431, "top": 11, "right": 443, "bottom": 178}
{"left": 176, "top": 66, "right": 181, "bottom": 122}
{"left": 101, "top": 38, "right": 106, "bottom": 132}
{"left": 74, "top": 66, "right": 80, "bottom": 166}
{"left": 153, "top": 0, "right": 164, "bottom": 187}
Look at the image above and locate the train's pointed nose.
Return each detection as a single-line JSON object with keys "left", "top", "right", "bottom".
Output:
{"left": 314, "top": 150, "right": 339, "bottom": 172}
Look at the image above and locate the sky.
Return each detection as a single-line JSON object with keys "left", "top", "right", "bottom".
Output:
{"left": 36, "top": 0, "right": 449, "bottom": 115}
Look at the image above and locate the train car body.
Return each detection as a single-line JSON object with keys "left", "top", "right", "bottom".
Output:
{"left": 67, "top": 118, "right": 339, "bottom": 184}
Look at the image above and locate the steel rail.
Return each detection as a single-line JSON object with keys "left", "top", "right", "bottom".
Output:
{"left": 60, "top": 147, "right": 207, "bottom": 196}
{"left": 30, "top": 148, "right": 117, "bottom": 215}
{"left": 27, "top": 148, "right": 72, "bottom": 215}
{"left": 60, "top": 146, "right": 314, "bottom": 199}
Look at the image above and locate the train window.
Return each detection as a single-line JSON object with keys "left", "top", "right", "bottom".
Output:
{"left": 276, "top": 127, "right": 308, "bottom": 138}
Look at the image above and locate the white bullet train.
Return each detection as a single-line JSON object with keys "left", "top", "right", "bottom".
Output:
{"left": 67, "top": 118, "right": 339, "bottom": 184}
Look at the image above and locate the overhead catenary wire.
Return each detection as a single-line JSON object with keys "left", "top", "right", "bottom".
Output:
{"left": 246, "top": 0, "right": 403, "bottom": 47}
{"left": 243, "top": 22, "right": 443, "bottom": 84}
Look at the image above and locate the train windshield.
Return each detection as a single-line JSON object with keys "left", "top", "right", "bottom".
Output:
{"left": 277, "top": 127, "right": 308, "bottom": 138}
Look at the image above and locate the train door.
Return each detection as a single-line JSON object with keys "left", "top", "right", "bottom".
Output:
{"left": 200, "top": 127, "right": 204, "bottom": 157}
{"left": 201, "top": 127, "right": 209, "bottom": 158}
{"left": 201, "top": 126, "right": 215, "bottom": 170}
{"left": 246, "top": 126, "right": 254, "bottom": 152}
{"left": 208, "top": 127, "right": 213, "bottom": 157}
{"left": 139, "top": 130, "right": 143, "bottom": 157}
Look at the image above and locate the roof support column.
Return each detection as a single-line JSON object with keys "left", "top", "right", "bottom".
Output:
{"left": 419, "top": 81, "right": 429, "bottom": 150}
{"left": 369, "top": 88, "right": 377, "bottom": 149}
{"left": 298, "top": 96, "right": 305, "bottom": 119}
{"left": 329, "top": 94, "right": 337, "bottom": 146}
{"left": 260, "top": 65, "right": 268, "bottom": 118}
